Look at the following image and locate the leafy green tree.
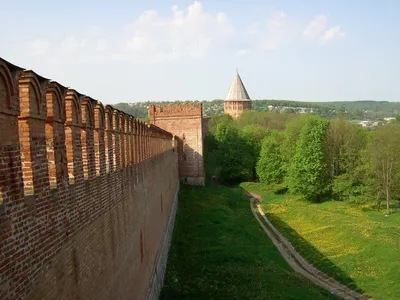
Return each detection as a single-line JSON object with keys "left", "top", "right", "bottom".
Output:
{"left": 207, "top": 114, "right": 234, "bottom": 134}
{"left": 286, "top": 117, "right": 331, "bottom": 201}
{"left": 367, "top": 123, "right": 400, "bottom": 215}
{"left": 204, "top": 133, "right": 219, "bottom": 182}
{"left": 237, "top": 110, "right": 296, "bottom": 131}
{"left": 326, "top": 120, "right": 368, "bottom": 200}
{"left": 215, "top": 123, "right": 253, "bottom": 183}
{"left": 241, "top": 125, "right": 267, "bottom": 179}
{"left": 280, "top": 115, "right": 310, "bottom": 175}
{"left": 256, "top": 131, "right": 284, "bottom": 184}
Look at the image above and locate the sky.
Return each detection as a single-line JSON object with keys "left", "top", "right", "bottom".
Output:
{"left": 1, "top": 0, "right": 399, "bottom": 104}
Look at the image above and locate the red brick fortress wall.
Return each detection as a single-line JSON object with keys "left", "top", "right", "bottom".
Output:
{"left": 0, "top": 57, "right": 180, "bottom": 300}
{"left": 149, "top": 104, "right": 205, "bottom": 186}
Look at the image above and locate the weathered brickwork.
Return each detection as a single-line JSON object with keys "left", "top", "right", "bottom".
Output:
{"left": 149, "top": 104, "right": 205, "bottom": 185}
{"left": 0, "top": 57, "right": 180, "bottom": 300}
{"left": 224, "top": 100, "right": 252, "bottom": 119}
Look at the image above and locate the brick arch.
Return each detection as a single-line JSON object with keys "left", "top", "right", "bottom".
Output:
{"left": 104, "top": 105, "right": 113, "bottom": 131}
{"left": 81, "top": 97, "right": 96, "bottom": 179}
{"left": 0, "top": 58, "right": 23, "bottom": 217}
{"left": 81, "top": 97, "right": 95, "bottom": 129}
{"left": 64, "top": 89, "right": 83, "bottom": 184}
{"left": 119, "top": 113, "right": 125, "bottom": 133}
{"left": 65, "top": 89, "right": 82, "bottom": 126}
{"left": 46, "top": 81, "right": 66, "bottom": 123}
{"left": 94, "top": 102, "right": 105, "bottom": 130}
{"left": 133, "top": 118, "right": 138, "bottom": 176}
{"left": 112, "top": 109, "right": 120, "bottom": 131}
{"left": 112, "top": 109, "right": 122, "bottom": 171}
{"left": 94, "top": 102, "right": 105, "bottom": 176}
{"left": 19, "top": 70, "right": 48, "bottom": 119}
{"left": 104, "top": 105, "right": 114, "bottom": 173}
{"left": 45, "top": 81, "right": 67, "bottom": 189}
{"left": 18, "top": 71, "right": 49, "bottom": 196}
{"left": 127, "top": 116, "right": 134, "bottom": 166}
{"left": 0, "top": 59, "right": 21, "bottom": 114}
{"left": 118, "top": 113, "right": 125, "bottom": 167}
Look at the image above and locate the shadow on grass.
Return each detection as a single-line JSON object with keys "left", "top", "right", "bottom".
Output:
{"left": 241, "top": 185, "right": 367, "bottom": 295}
{"left": 161, "top": 184, "right": 340, "bottom": 300}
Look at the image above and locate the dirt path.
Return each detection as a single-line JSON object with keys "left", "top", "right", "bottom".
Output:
{"left": 248, "top": 193, "right": 372, "bottom": 300}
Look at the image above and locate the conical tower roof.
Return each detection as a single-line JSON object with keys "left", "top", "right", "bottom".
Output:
{"left": 225, "top": 71, "right": 251, "bottom": 101}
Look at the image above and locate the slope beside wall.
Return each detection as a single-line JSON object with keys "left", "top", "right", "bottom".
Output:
{"left": 0, "top": 58, "right": 179, "bottom": 300}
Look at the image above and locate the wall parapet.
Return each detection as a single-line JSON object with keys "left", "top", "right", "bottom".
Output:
{"left": 149, "top": 103, "right": 202, "bottom": 122}
{"left": 0, "top": 57, "right": 180, "bottom": 300}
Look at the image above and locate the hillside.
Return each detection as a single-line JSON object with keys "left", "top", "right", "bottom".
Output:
{"left": 114, "top": 100, "right": 400, "bottom": 121}
{"left": 241, "top": 183, "right": 400, "bottom": 300}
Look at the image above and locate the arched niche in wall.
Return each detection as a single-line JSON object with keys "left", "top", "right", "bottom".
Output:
{"left": 18, "top": 70, "right": 49, "bottom": 196}
{"left": 104, "top": 105, "right": 114, "bottom": 173}
{"left": 94, "top": 101, "right": 105, "bottom": 176}
{"left": 64, "top": 89, "right": 83, "bottom": 185}
{"left": 45, "top": 81, "right": 67, "bottom": 189}
{"left": 81, "top": 97, "right": 95, "bottom": 180}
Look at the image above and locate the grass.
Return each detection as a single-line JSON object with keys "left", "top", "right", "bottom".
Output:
{"left": 241, "top": 182, "right": 400, "bottom": 300}
{"left": 161, "top": 184, "right": 338, "bottom": 300}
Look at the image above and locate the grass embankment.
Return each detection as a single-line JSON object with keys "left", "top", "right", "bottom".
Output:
{"left": 241, "top": 182, "right": 400, "bottom": 300}
{"left": 161, "top": 185, "right": 337, "bottom": 300}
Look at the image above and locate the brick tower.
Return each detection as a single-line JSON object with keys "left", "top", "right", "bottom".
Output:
{"left": 223, "top": 70, "right": 252, "bottom": 118}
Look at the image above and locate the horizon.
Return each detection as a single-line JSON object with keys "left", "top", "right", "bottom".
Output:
{"left": 120, "top": 98, "right": 400, "bottom": 103}
{"left": 1, "top": 0, "right": 399, "bottom": 104}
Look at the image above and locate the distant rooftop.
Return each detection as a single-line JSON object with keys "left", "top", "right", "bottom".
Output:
{"left": 225, "top": 71, "right": 251, "bottom": 102}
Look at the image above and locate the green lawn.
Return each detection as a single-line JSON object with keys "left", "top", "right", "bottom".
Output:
{"left": 161, "top": 185, "right": 337, "bottom": 300}
{"left": 241, "top": 182, "right": 400, "bottom": 300}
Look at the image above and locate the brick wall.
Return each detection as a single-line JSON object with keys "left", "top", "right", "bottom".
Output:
{"left": 224, "top": 100, "right": 252, "bottom": 119}
{"left": 0, "top": 57, "right": 180, "bottom": 300}
{"left": 149, "top": 104, "right": 205, "bottom": 186}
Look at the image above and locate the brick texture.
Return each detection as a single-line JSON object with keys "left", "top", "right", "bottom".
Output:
{"left": 149, "top": 104, "right": 205, "bottom": 186}
{"left": 224, "top": 100, "right": 252, "bottom": 119}
{"left": 0, "top": 57, "right": 180, "bottom": 300}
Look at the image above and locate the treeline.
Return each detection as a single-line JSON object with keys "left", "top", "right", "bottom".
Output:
{"left": 205, "top": 111, "right": 400, "bottom": 215}
{"left": 115, "top": 99, "right": 400, "bottom": 120}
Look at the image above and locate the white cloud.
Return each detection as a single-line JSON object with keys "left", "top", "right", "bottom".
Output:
{"left": 247, "top": 22, "right": 261, "bottom": 35}
{"left": 59, "top": 36, "right": 88, "bottom": 56}
{"left": 96, "top": 39, "right": 108, "bottom": 51}
{"left": 263, "top": 11, "right": 291, "bottom": 51}
{"left": 23, "top": 4, "right": 346, "bottom": 66}
{"left": 246, "top": 11, "right": 300, "bottom": 52}
{"left": 237, "top": 49, "right": 249, "bottom": 56}
{"left": 26, "top": 39, "right": 51, "bottom": 56}
{"left": 303, "top": 14, "right": 345, "bottom": 45}
{"left": 124, "top": 1, "right": 234, "bottom": 62}
{"left": 303, "top": 14, "right": 327, "bottom": 40}
{"left": 322, "top": 26, "right": 346, "bottom": 44}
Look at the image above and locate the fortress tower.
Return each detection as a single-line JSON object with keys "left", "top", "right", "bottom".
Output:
{"left": 223, "top": 71, "right": 252, "bottom": 118}
{"left": 149, "top": 104, "right": 205, "bottom": 186}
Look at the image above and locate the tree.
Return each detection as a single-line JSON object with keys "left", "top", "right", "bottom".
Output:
{"left": 286, "top": 117, "right": 331, "bottom": 201}
{"left": 214, "top": 123, "right": 253, "bottom": 183}
{"left": 207, "top": 113, "right": 235, "bottom": 134}
{"left": 237, "top": 110, "right": 296, "bottom": 131}
{"left": 326, "top": 120, "right": 367, "bottom": 200}
{"left": 256, "top": 131, "right": 284, "bottom": 184}
{"left": 241, "top": 124, "right": 267, "bottom": 179}
{"left": 367, "top": 123, "right": 400, "bottom": 215}
{"left": 280, "top": 115, "right": 310, "bottom": 175}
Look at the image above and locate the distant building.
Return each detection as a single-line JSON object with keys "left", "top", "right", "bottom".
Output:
{"left": 224, "top": 71, "right": 252, "bottom": 118}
